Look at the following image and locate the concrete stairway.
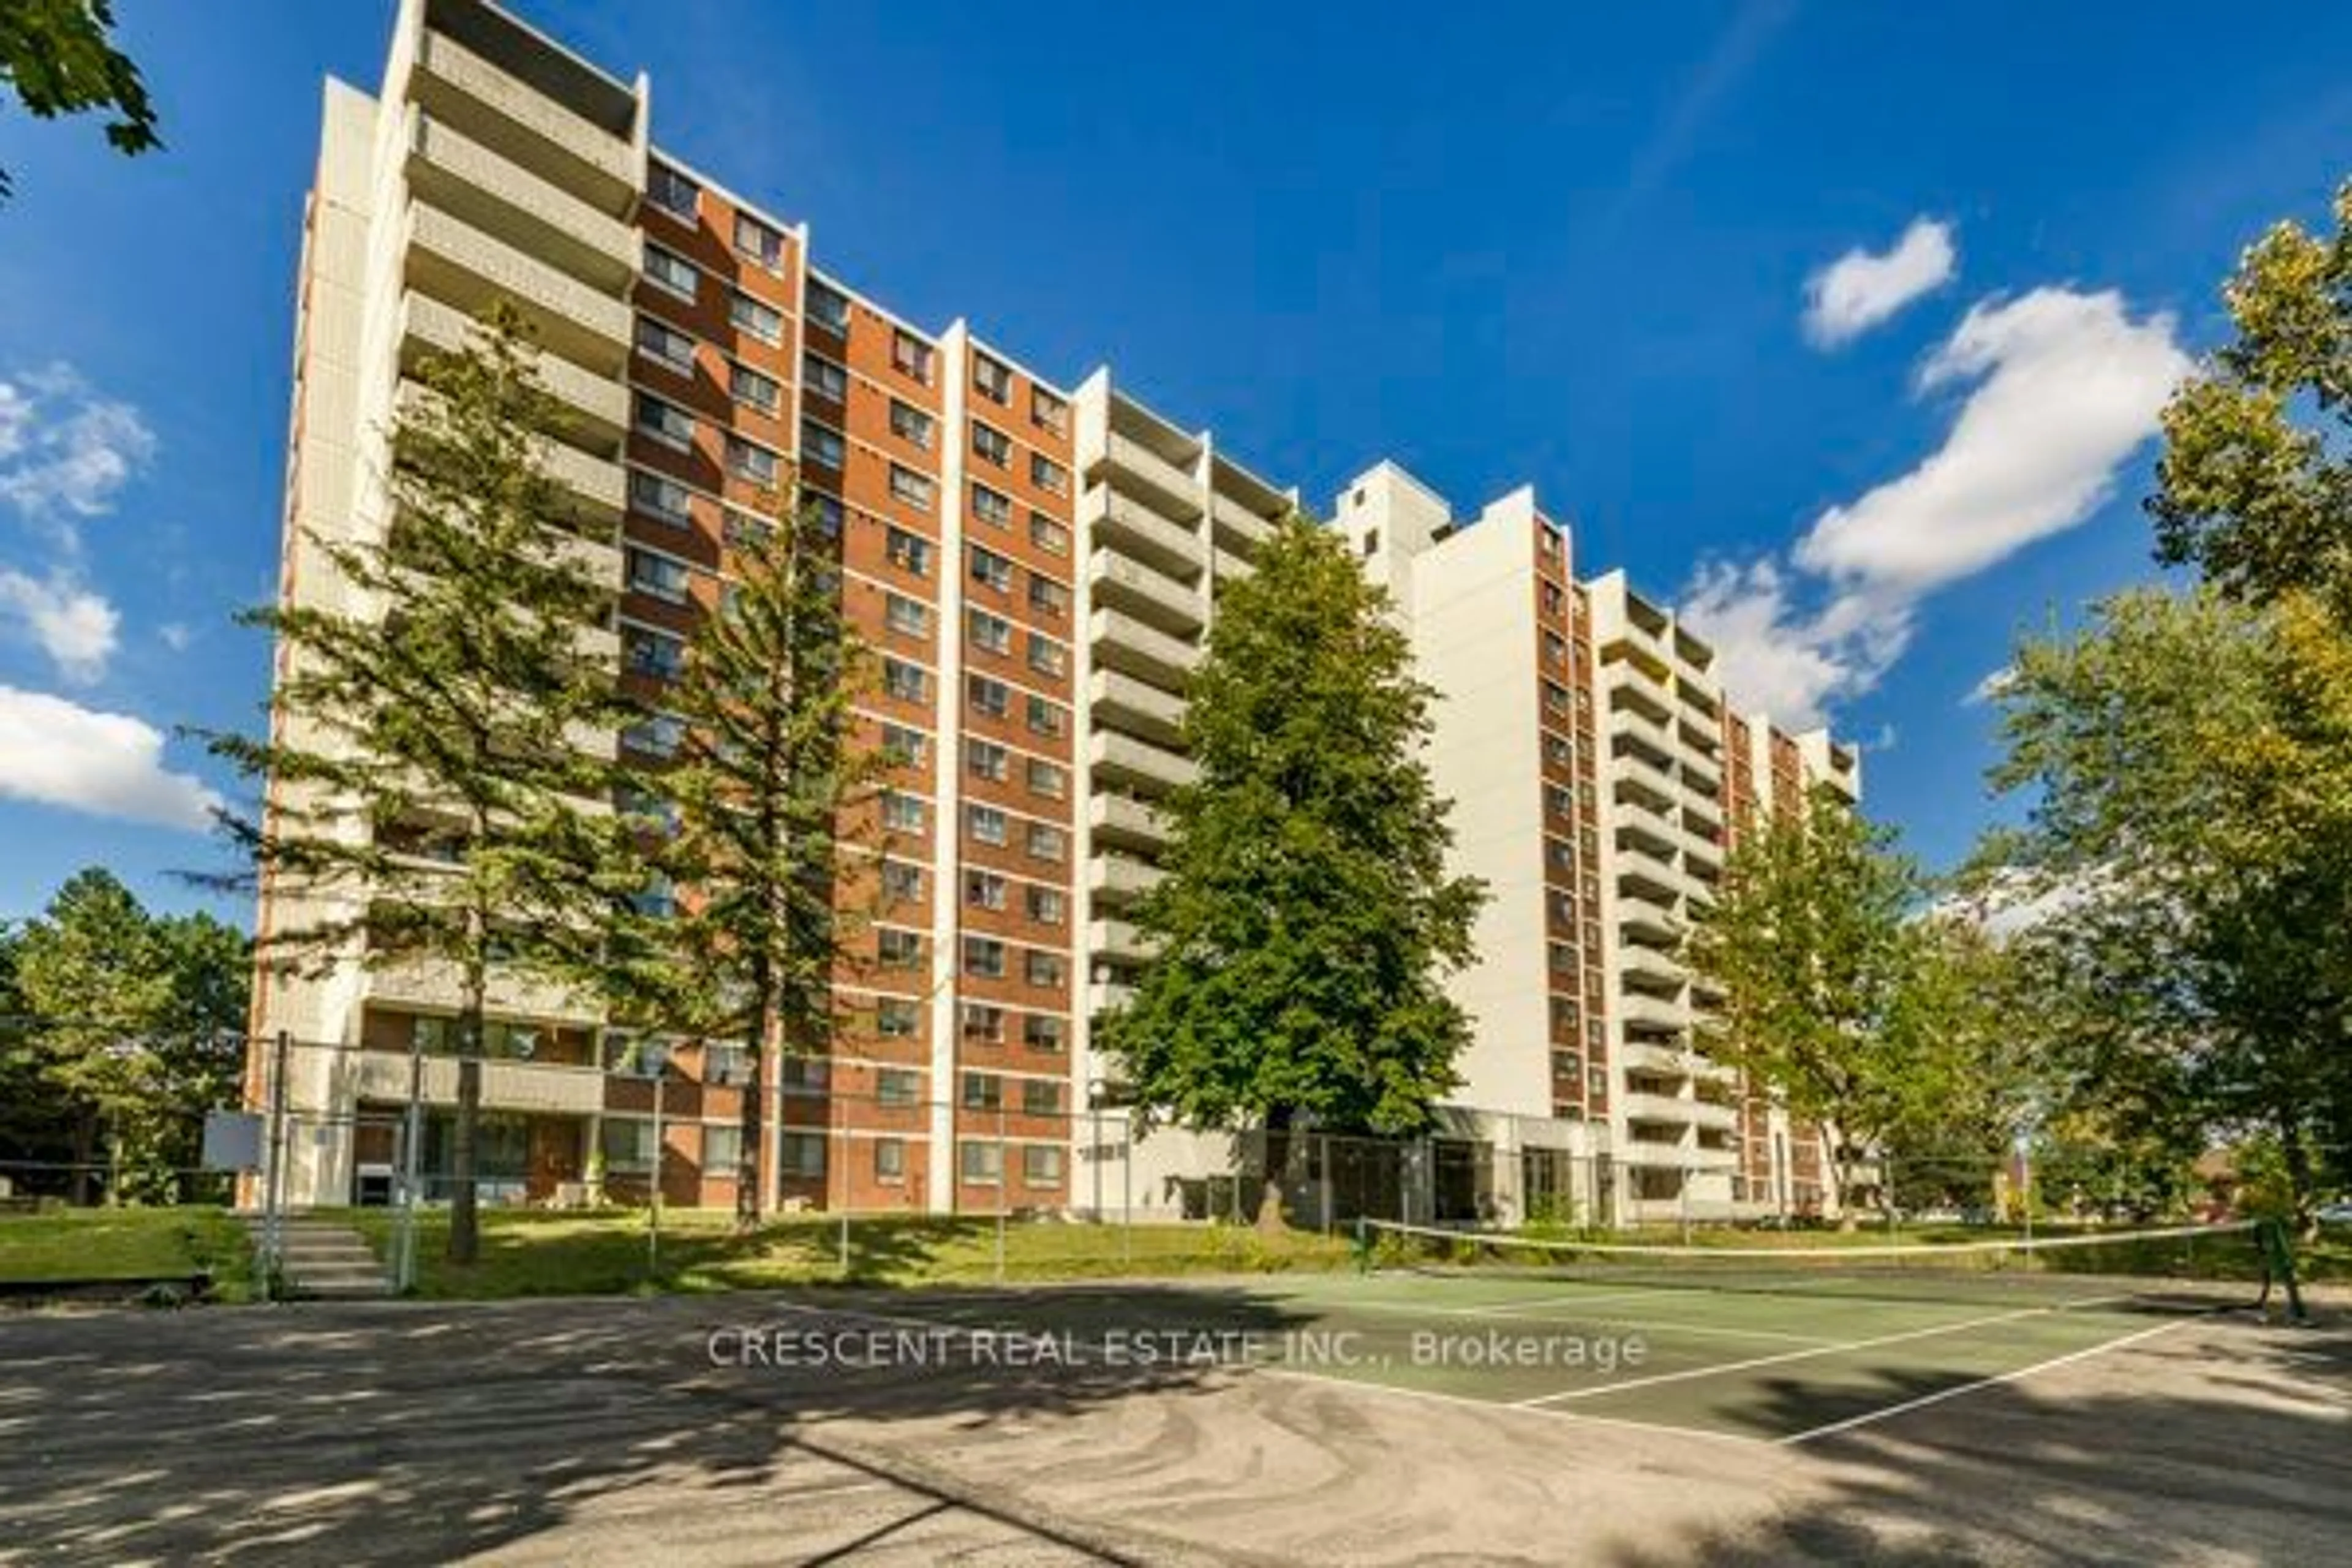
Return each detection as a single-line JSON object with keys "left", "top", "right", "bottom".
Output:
{"left": 244, "top": 1215, "right": 395, "bottom": 1300}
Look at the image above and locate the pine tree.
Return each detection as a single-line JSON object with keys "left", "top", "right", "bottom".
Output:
{"left": 201, "top": 304, "right": 641, "bottom": 1264}
{"left": 1099, "top": 513, "right": 1487, "bottom": 1186}
{"left": 652, "top": 488, "right": 889, "bottom": 1226}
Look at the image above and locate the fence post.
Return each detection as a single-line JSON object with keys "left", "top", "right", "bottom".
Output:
{"left": 262, "top": 1028, "right": 291, "bottom": 1299}
{"left": 394, "top": 1033, "right": 424, "bottom": 1294}
{"left": 994, "top": 1102, "right": 1008, "bottom": 1286}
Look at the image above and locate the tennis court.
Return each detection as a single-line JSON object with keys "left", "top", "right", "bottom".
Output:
{"left": 734, "top": 1218, "right": 2301, "bottom": 1447}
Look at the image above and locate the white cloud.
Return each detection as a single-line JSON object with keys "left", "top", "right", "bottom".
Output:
{"left": 1964, "top": 665, "right": 2016, "bottom": 707}
{"left": 0, "top": 567, "right": 119, "bottom": 682}
{"left": 1688, "top": 285, "right": 2188, "bottom": 729}
{"left": 158, "top": 622, "right": 193, "bottom": 652}
{"left": 0, "top": 363, "right": 156, "bottom": 533}
{"left": 1804, "top": 218, "right": 1958, "bottom": 347}
{"left": 0, "top": 685, "right": 222, "bottom": 830}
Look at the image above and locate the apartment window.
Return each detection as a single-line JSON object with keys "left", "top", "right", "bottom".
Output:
{"left": 807, "top": 492, "right": 844, "bottom": 538}
{"left": 885, "top": 527, "right": 932, "bottom": 577}
{"left": 891, "top": 330, "right": 933, "bottom": 384}
{"left": 1544, "top": 680, "right": 1571, "bottom": 717}
{"left": 1026, "top": 823, "right": 1066, "bottom": 863}
{"left": 884, "top": 592, "right": 931, "bottom": 639}
{"left": 1028, "top": 576, "right": 1069, "bottom": 618}
{"left": 629, "top": 469, "right": 692, "bottom": 528}
{"left": 1025, "top": 693, "right": 1066, "bottom": 739}
{"left": 968, "top": 606, "right": 1013, "bottom": 654}
{"left": 627, "top": 548, "right": 693, "bottom": 605}
{"left": 734, "top": 213, "right": 785, "bottom": 271}
{"left": 968, "top": 802, "right": 1008, "bottom": 845}
{"left": 1025, "top": 950, "right": 1065, "bottom": 990}
{"left": 635, "top": 394, "right": 695, "bottom": 451}
{"left": 599, "top": 1118, "right": 657, "bottom": 1172}
{"left": 1030, "top": 512, "right": 1069, "bottom": 556}
{"left": 873, "top": 1138, "right": 907, "bottom": 1180}
{"left": 1030, "top": 453, "right": 1068, "bottom": 495}
{"left": 966, "top": 869, "right": 1008, "bottom": 911}
{"left": 1546, "top": 783, "right": 1574, "bottom": 820}
{"left": 1023, "top": 1144, "right": 1065, "bottom": 1186}
{"left": 1027, "top": 636, "right": 1067, "bottom": 679}
{"left": 1549, "top": 941, "right": 1577, "bottom": 976}
{"left": 971, "top": 422, "right": 1011, "bottom": 467}
{"left": 1030, "top": 386, "right": 1067, "bottom": 435}
{"left": 889, "top": 399, "right": 936, "bottom": 451}
{"left": 882, "top": 657, "right": 929, "bottom": 704}
{"left": 705, "top": 1043, "right": 749, "bottom": 1086}
{"left": 1542, "top": 582, "right": 1566, "bottom": 617}
{"left": 801, "top": 420, "right": 844, "bottom": 470}
{"left": 881, "top": 859, "right": 924, "bottom": 907}
{"left": 970, "top": 483, "right": 1012, "bottom": 528}
{"left": 970, "top": 546, "right": 1014, "bottom": 593}
{"left": 968, "top": 673, "right": 1011, "bottom": 719}
{"left": 962, "top": 1003, "right": 1005, "bottom": 1042}
{"left": 726, "top": 435, "right": 781, "bottom": 487}
{"left": 624, "top": 624, "right": 685, "bottom": 681}
{"left": 877, "top": 927, "right": 923, "bottom": 969}
{"left": 807, "top": 279, "right": 850, "bottom": 334}
{"left": 1025, "top": 758, "right": 1065, "bottom": 800}
{"left": 781, "top": 1132, "right": 826, "bottom": 1178}
{"left": 1023, "top": 1014, "right": 1064, "bottom": 1053}
{"left": 1545, "top": 734, "right": 1573, "bottom": 768}
{"left": 730, "top": 362, "right": 782, "bottom": 415}
{"left": 960, "top": 1140, "right": 1002, "bottom": 1184}
{"left": 780, "top": 1055, "right": 830, "bottom": 1094}
{"left": 647, "top": 162, "right": 699, "bottom": 219}
{"left": 876, "top": 1068, "right": 920, "bottom": 1105}
{"left": 1587, "top": 1066, "right": 1608, "bottom": 1101}
{"left": 1544, "top": 631, "right": 1569, "bottom": 668}
{"left": 881, "top": 722, "right": 929, "bottom": 767}
{"left": 973, "top": 352, "right": 1012, "bottom": 404}
{"left": 881, "top": 790, "right": 925, "bottom": 833}
{"left": 729, "top": 290, "right": 785, "bottom": 345}
{"left": 801, "top": 351, "right": 846, "bottom": 403}
{"left": 623, "top": 712, "right": 684, "bottom": 758}
{"left": 1022, "top": 1079, "right": 1063, "bottom": 1117}
{"left": 964, "top": 937, "right": 1006, "bottom": 979}
{"left": 888, "top": 464, "right": 935, "bottom": 513}
{"left": 966, "top": 739, "right": 1009, "bottom": 784}
{"left": 962, "top": 1070, "right": 1005, "bottom": 1109}
{"left": 635, "top": 315, "right": 695, "bottom": 374}
{"left": 644, "top": 244, "right": 698, "bottom": 300}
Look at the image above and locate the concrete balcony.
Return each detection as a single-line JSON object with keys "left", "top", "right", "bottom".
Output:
{"left": 1611, "top": 747, "right": 1685, "bottom": 804}
{"left": 1617, "top": 944, "right": 1686, "bottom": 991}
{"left": 1096, "top": 432, "right": 1204, "bottom": 521}
{"left": 1616, "top": 852, "right": 1685, "bottom": 908}
{"left": 364, "top": 958, "right": 600, "bottom": 1028}
{"left": 1087, "top": 979, "right": 1135, "bottom": 1016}
{"left": 1618, "top": 1040, "right": 1693, "bottom": 1077}
{"left": 1084, "top": 485, "right": 1205, "bottom": 579}
{"left": 394, "top": 383, "right": 624, "bottom": 530}
{"left": 1210, "top": 492, "right": 1275, "bottom": 554}
{"left": 1683, "top": 787, "right": 1725, "bottom": 829}
{"left": 1681, "top": 748, "right": 1724, "bottom": 793}
{"left": 350, "top": 1049, "right": 606, "bottom": 1117}
{"left": 1090, "top": 607, "right": 1200, "bottom": 690}
{"left": 1622, "top": 1091, "right": 1703, "bottom": 1126}
{"left": 1604, "top": 663, "right": 1675, "bottom": 725}
{"left": 1089, "top": 667, "right": 1186, "bottom": 745}
{"left": 1610, "top": 705, "right": 1679, "bottom": 764}
{"left": 1682, "top": 822, "right": 1726, "bottom": 868}
{"left": 1089, "top": 729, "right": 1198, "bottom": 797}
{"left": 398, "top": 291, "right": 625, "bottom": 456}
{"left": 404, "top": 201, "right": 630, "bottom": 377}
{"left": 1088, "top": 851, "right": 1164, "bottom": 905}
{"left": 1088, "top": 549, "right": 1203, "bottom": 636}
{"left": 1089, "top": 790, "right": 1168, "bottom": 850}
{"left": 1688, "top": 1098, "right": 1741, "bottom": 1132}
{"left": 406, "top": 109, "right": 637, "bottom": 295}
{"left": 1617, "top": 1136, "right": 1694, "bottom": 1170}
{"left": 1611, "top": 801, "right": 1679, "bottom": 856}
{"left": 1617, "top": 991, "right": 1689, "bottom": 1031}
{"left": 409, "top": 30, "right": 637, "bottom": 215}
{"left": 1615, "top": 892, "right": 1680, "bottom": 945}
{"left": 1212, "top": 547, "right": 1256, "bottom": 583}
{"left": 1088, "top": 917, "right": 1160, "bottom": 965}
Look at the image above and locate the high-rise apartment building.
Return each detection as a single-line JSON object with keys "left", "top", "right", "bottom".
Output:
{"left": 254, "top": 0, "right": 1857, "bottom": 1224}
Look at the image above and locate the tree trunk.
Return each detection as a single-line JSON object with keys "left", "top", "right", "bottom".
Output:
{"left": 69, "top": 1106, "right": 97, "bottom": 1208}
{"left": 736, "top": 954, "right": 773, "bottom": 1231}
{"left": 447, "top": 905, "right": 487, "bottom": 1266}
{"left": 2277, "top": 1107, "right": 2314, "bottom": 1236}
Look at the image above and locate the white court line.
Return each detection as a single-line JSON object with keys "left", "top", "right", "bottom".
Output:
{"left": 1776, "top": 1315, "right": 2202, "bottom": 1446}
{"left": 1259, "top": 1280, "right": 1838, "bottom": 1344}
{"left": 1514, "top": 1294, "right": 2132, "bottom": 1407}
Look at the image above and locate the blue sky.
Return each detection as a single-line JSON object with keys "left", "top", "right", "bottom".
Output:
{"left": 1, "top": 1, "right": 2348, "bottom": 922}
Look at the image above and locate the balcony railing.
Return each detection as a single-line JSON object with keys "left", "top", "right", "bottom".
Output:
{"left": 1090, "top": 607, "right": 1200, "bottom": 689}
{"left": 1089, "top": 729, "right": 1198, "bottom": 796}
{"left": 398, "top": 291, "right": 625, "bottom": 454}
{"left": 1087, "top": 549, "right": 1203, "bottom": 635}
{"left": 409, "top": 31, "right": 636, "bottom": 213}
{"left": 403, "top": 201, "right": 631, "bottom": 377}
{"left": 407, "top": 109, "right": 637, "bottom": 293}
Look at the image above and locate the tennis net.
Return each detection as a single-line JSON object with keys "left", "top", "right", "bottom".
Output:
{"left": 1357, "top": 1216, "right": 2291, "bottom": 1313}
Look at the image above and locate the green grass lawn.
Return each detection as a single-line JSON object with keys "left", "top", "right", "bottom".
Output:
{"left": 340, "top": 1208, "right": 1358, "bottom": 1300}
{"left": 0, "top": 1207, "right": 256, "bottom": 1300}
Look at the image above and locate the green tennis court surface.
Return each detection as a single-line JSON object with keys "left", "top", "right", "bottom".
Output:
{"left": 742, "top": 1224, "right": 2288, "bottom": 1446}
